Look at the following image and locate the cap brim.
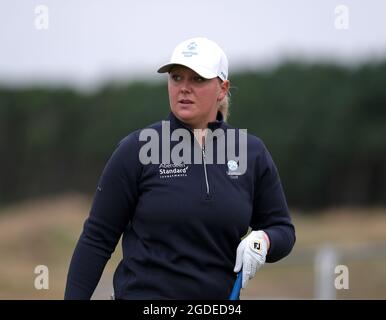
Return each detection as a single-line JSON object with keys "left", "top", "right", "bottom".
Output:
{"left": 157, "top": 62, "right": 217, "bottom": 80}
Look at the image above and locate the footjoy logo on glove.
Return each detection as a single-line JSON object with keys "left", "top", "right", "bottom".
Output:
{"left": 251, "top": 240, "right": 262, "bottom": 253}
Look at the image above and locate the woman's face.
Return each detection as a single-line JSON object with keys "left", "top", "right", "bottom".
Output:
{"left": 168, "top": 65, "right": 229, "bottom": 129}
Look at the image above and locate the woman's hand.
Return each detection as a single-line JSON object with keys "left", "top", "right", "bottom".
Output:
{"left": 234, "top": 230, "right": 270, "bottom": 288}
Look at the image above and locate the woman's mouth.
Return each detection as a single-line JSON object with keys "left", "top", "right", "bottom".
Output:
{"left": 179, "top": 99, "right": 194, "bottom": 104}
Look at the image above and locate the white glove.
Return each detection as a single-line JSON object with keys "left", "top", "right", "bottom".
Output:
{"left": 234, "top": 230, "right": 269, "bottom": 289}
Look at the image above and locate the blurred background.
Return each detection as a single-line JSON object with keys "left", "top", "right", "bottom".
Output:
{"left": 0, "top": 0, "right": 385, "bottom": 299}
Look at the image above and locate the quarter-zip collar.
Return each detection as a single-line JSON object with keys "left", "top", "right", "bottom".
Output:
{"left": 168, "top": 111, "right": 225, "bottom": 132}
{"left": 167, "top": 111, "right": 224, "bottom": 199}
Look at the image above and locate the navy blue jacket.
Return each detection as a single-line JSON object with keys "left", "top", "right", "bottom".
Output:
{"left": 65, "top": 111, "right": 295, "bottom": 299}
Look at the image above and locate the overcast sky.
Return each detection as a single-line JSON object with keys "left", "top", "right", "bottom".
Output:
{"left": 1, "top": 0, "right": 386, "bottom": 91}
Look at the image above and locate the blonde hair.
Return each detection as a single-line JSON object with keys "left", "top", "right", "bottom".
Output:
{"left": 218, "top": 91, "right": 230, "bottom": 122}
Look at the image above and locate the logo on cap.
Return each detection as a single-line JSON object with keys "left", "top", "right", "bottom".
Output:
{"left": 182, "top": 41, "right": 198, "bottom": 57}
{"left": 187, "top": 42, "right": 197, "bottom": 50}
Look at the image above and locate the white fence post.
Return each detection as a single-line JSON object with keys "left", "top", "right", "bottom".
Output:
{"left": 314, "top": 245, "right": 338, "bottom": 299}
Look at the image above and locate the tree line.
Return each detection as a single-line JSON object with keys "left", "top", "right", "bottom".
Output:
{"left": 0, "top": 61, "right": 385, "bottom": 210}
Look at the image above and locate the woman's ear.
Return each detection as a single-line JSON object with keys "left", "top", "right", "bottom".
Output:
{"left": 218, "top": 80, "right": 230, "bottom": 101}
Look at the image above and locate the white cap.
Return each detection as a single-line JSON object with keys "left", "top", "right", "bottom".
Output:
{"left": 157, "top": 37, "right": 228, "bottom": 81}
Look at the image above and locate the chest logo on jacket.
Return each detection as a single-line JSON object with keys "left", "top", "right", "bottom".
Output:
{"left": 159, "top": 163, "right": 189, "bottom": 179}
{"left": 227, "top": 160, "right": 242, "bottom": 179}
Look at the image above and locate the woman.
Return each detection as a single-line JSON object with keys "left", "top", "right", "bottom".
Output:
{"left": 65, "top": 37, "right": 295, "bottom": 300}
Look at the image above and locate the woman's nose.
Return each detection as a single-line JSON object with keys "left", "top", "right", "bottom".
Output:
{"left": 180, "top": 80, "right": 191, "bottom": 93}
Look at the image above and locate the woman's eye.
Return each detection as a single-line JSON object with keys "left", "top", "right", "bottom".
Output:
{"left": 194, "top": 76, "right": 205, "bottom": 83}
{"left": 171, "top": 74, "right": 181, "bottom": 81}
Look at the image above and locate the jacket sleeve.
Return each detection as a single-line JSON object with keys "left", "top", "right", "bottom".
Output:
{"left": 64, "top": 131, "right": 142, "bottom": 299}
{"left": 250, "top": 139, "right": 296, "bottom": 263}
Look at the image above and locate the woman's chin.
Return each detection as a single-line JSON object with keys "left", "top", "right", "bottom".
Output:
{"left": 174, "top": 108, "right": 196, "bottom": 122}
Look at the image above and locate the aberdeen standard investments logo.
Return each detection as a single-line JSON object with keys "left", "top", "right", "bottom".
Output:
{"left": 159, "top": 163, "right": 189, "bottom": 179}
{"left": 138, "top": 121, "right": 247, "bottom": 175}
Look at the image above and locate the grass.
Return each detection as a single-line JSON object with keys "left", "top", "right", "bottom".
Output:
{"left": 0, "top": 193, "right": 385, "bottom": 299}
